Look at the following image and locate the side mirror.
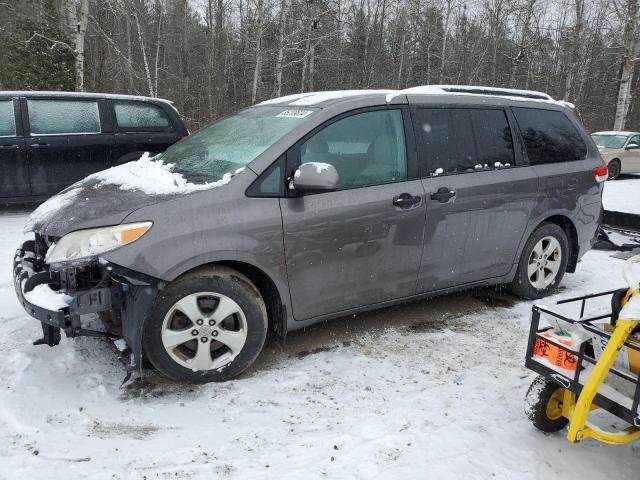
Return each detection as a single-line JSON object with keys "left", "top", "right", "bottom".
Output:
{"left": 626, "top": 143, "right": 640, "bottom": 150}
{"left": 292, "top": 162, "right": 339, "bottom": 192}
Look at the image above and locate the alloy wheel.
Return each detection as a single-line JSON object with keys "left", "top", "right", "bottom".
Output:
{"left": 527, "top": 236, "right": 562, "bottom": 290}
{"left": 161, "top": 292, "right": 247, "bottom": 371}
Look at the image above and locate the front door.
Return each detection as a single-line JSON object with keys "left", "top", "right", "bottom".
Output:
{"left": 413, "top": 106, "right": 537, "bottom": 292}
{"left": 280, "top": 108, "right": 426, "bottom": 321}
{"left": 0, "top": 98, "right": 29, "bottom": 200}
{"left": 24, "top": 98, "right": 111, "bottom": 197}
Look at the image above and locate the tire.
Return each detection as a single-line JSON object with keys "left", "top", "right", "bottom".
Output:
{"left": 143, "top": 266, "right": 268, "bottom": 383}
{"left": 607, "top": 159, "right": 621, "bottom": 180}
{"left": 507, "top": 222, "right": 569, "bottom": 299}
{"left": 525, "top": 376, "right": 569, "bottom": 433}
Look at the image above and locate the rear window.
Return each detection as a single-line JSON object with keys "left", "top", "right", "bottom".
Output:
{"left": 414, "top": 107, "right": 514, "bottom": 175}
{"left": 512, "top": 107, "right": 586, "bottom": 164}
{"left": 0, "top": 100, "right": 16, "bottom": 136}
{"left": 28, "top": 99, "right": 101, "bottom": 135}
{"left": 114, "top": 102, "right": 170, "bottom": 130}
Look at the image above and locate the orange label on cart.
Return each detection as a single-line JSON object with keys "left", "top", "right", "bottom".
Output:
{"left": 534, "top": 332, "right": 577, "bottom": 371}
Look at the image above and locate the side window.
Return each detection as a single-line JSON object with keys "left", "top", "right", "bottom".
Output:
{"left": 628, "top": 135, "right": 640, "bottom": 147}
{"left": 0, "top": 100, "right": 16, "bottom": 136}
{"left": 414, "top": 108, "right": 514, "bottom": 175}
{"left": 248, "top": 157, "right": 284, "bottom": 197}
{"left": 300, "top": 109, "right": 407, "bottom": 189}
{"left": 28, "top": 100, "right": 101, "bottom": 135}
{"left": 512, "top": 107, "right": 587, "bottom": 164}
{"left": 114, "top": 102, "right": 170, "bottom": 130}
{"left": 471, "top": 110, "right": 514, "bottom": 167}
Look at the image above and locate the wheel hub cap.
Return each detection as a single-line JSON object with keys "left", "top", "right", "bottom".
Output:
{"left": 527, "top": 236, "right": 562, "bottom": 290}
{"left": 160, "top": 292, "right": 248, "bottom": 372}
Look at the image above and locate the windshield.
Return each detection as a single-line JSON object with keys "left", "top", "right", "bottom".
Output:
{"left": 591, "top": 134, "right": 628, "bottom": 149}
{"left": 158, "top": 106, "right": 318, "bottom": 181}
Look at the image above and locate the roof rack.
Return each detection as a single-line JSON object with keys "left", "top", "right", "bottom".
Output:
{"left": 438, "top": 86, "right": 553, "bottom": 101}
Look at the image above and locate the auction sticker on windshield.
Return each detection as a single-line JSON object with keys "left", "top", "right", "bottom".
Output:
{"left": 276, "top": 109, "right": 314, "bottom": 118}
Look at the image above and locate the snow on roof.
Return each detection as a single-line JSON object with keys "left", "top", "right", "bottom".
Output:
{"left": 0, "top": 90, "right": 174, "bottom": 105}
{"left": 592, "top": 131, "right": 638, "bottom": 136}
{"left": 259, "top": 85, "right": 569, "bottom": 108}
{"left": 259, "top": 89, "right": 396, "bottom": 106}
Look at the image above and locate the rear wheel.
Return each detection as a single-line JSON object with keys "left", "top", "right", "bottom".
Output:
{"left": 608, "top": 159, "right": 621, "bottom": 180}
{"left": 507, "top": 223, "right": 569, "bottom": 299}
{"left": 143, "top": 266, "right": 268, "bottom": 383}
{"left": 525, "top": 376, "right": 570, "bottom": 433}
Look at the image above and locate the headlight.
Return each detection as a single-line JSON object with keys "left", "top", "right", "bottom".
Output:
{"left": 45, "top": 222, "right": 152, "bottom": 264}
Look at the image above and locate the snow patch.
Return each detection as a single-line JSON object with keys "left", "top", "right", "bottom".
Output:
{"left": 88, "top": 153, "right": 240, "bottom": 195}
{"left": 23, "top": 284, "right": 73, "bottom": 311}
{"left": 24, "top": 187, "right": 82, "bottom": 232}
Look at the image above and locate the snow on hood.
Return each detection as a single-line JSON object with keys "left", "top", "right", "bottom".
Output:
{"left": 88, "top": 152, "right": 241, "bottom": 195}
{"left": 25, "top": 153, "right": 245, "bottom": 235}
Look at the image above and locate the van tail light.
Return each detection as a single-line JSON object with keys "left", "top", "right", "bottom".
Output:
{"left": 593, "top": 165, "right": 608, "bottom": 183}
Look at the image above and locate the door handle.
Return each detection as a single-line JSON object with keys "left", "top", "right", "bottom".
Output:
{"left": 0, "top": 144, "right": 18, "bottom": 150}
{"left": 30, "top": 143, "right": 50, "bottom": 149}
{"left": 393, "top": 193, "right": 421, "bottom": 208}
{"left": 430, "top": 187, "right": 456, "bottom": 203}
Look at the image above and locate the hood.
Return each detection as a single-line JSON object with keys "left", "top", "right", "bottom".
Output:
{"left": 27, "top": 154, "right": 240, "bottom": 237}
{"left": 26, "top": 179, "right": 179, "bottom": 237}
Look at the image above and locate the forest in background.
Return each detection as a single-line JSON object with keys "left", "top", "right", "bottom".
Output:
{"left": 0, "top": 0, "right": 639, "bottom": 132}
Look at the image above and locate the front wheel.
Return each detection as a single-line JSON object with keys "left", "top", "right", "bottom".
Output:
{"left": 143, "top": 266, "right": 268, "bottom": 383}
{"left": 507, "top": 222, "right": 569, "bottom": 299}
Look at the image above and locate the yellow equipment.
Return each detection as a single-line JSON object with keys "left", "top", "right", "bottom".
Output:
{"left": 525, "top": 255, "right": 640, "bottom": 445}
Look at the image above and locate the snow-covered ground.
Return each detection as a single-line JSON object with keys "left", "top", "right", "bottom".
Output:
{"left": 1, "top": 179, "right": 640, "bottom": 479}
{"left": 603, "top": 174, "right": 640, "bottom": 213}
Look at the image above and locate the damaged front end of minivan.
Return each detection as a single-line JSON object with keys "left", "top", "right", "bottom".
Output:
{"left": 13, "top": 227, "right": 161, "bottom": 372}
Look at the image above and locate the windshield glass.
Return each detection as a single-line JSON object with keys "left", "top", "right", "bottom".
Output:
{"left": 158, "top": 106, "right": 318, "bottom": 181}
{"left": 591, "top": 134, "right": 628, "bottom": 149}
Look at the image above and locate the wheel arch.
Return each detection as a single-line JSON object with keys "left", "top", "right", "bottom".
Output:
{"left": 536, "top": 215, "right": 579, "bottom": 273}
{"left": 171, "top": 260, "right": 287, "bottom": 341}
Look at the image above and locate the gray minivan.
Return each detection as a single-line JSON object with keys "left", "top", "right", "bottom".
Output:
{"left": 13, "top": 86, "right": 606, "bottom": 383}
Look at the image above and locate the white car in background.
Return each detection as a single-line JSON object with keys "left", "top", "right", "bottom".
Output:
{"left": 591, "top": 131, "right": 640, "bottom": 179}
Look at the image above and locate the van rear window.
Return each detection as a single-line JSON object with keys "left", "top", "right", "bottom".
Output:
{"left": 114, "top": 102, "right": 170, "bottom": 130}
{"left": 512, "top": 107, "right": 586, "bottom": 164}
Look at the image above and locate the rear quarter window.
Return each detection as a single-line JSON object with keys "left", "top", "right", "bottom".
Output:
{"left": 114, "top": 101, "right": 171, "bottom": 130}
{"left": 512, "top": 107, "right": 587, "bottom": 164}
{"left": 28, "top": 99, "right": 101, "bottom": 135}
{"left": 0, "top": 100, "right": 16, "bottom": 136}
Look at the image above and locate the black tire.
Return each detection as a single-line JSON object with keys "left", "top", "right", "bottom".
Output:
{"left": 525, "top": 376, "right": 569, "bottom": 433}
{"left": 607, "top": 159, "right": 621, "bottom": 180}
{"left": 143, "top": 266, "right": 268, "bottom": 383}
{"left": 507, "top": 222, "right": 569, "bottom": 299}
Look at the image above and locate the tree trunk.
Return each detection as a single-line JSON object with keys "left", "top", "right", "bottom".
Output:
{"left": 274, "top": 0, "right": 287, "bottom": 97}
{"left": 64, "top": 0, "right": 89, "bottom": 92}
{"left": 564, "top": 0, "right": 584, "bottom": 101}
{"left": 134, "top": 10, "right": 154, "bottom": 96}
{"left": 251, "top": 0, "right": 263, "bottom": 104}
{"left": 439, "top": 0, "right": 453, "bottom": 83}
{"left": 614, "top": 0, "right": 640, "bottom": 130}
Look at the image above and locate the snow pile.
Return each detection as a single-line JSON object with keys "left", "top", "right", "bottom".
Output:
{"left": 23, "top": 284, "right": 73, "bottom": 310}
{"left": 24, "top": 187, "right": 82, "bottom": 232}
{"left": 619, "top": 293, "right": 640, "bottom": 320}
{"left": 603, "top": 176, "right": 640, "bottom": 214}
{"left": 88, "top": 153, "right": 241, "bottom": 195}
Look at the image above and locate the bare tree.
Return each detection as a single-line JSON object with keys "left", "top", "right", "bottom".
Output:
{"left": 613, "top": 0, "right": 640, "bottom": 130}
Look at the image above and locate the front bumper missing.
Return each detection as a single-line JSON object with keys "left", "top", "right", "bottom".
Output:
{"left": 13, "top": 239, "right": 159, "bottom": 370}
